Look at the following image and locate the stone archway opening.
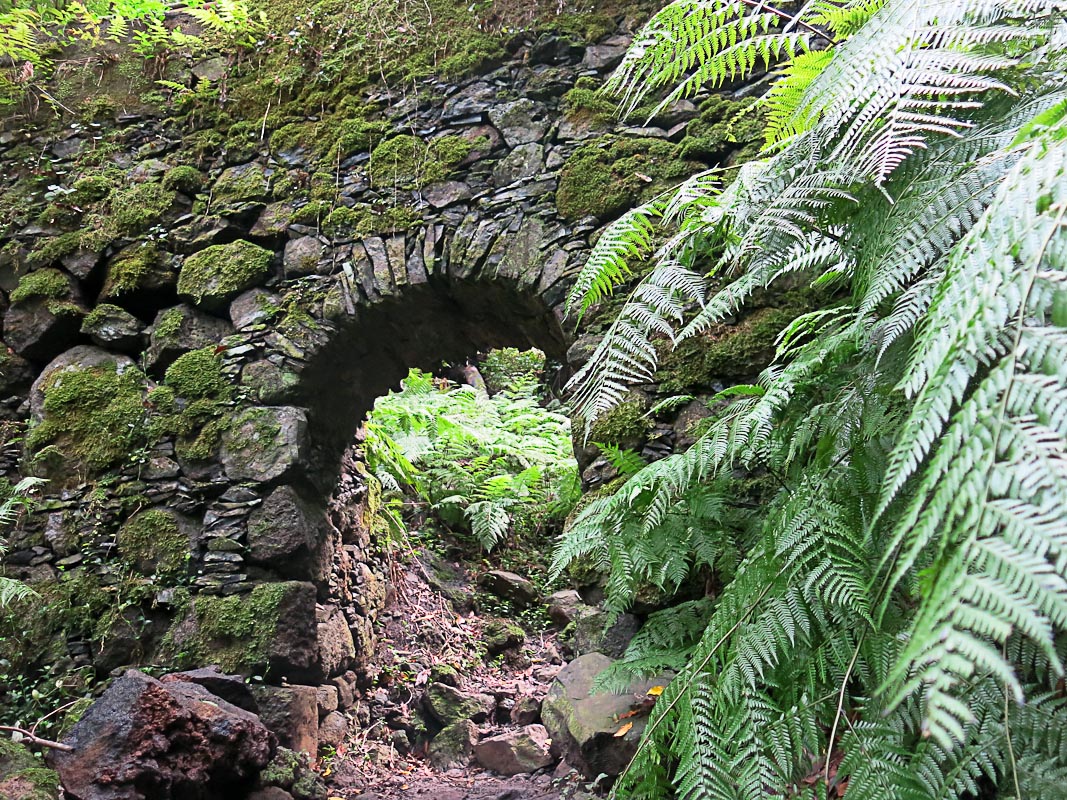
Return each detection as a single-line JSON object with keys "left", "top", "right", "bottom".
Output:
{"left": 297, "top": 278, "right": 570, "bottom": 495}
{"left": 221, "top": 269, "right": 579, "bottom": 756}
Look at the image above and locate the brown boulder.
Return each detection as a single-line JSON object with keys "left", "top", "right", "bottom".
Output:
{"left": 54, "top": 669, "right": 275, "bottom": 800}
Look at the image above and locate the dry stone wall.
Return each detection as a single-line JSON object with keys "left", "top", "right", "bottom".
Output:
{"left": 0, "top": 16, "right": 782, "bottom": 751}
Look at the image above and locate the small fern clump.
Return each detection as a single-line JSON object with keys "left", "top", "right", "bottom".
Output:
{"left": 364, "top": 364, "right": 580, "bottom": 552}
{"left": 555, "top": 0, "right": 1067, "bottom": 797}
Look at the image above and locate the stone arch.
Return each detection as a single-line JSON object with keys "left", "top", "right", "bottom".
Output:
{"left": 154, "top": 210, "right": 582, "bottom": 703}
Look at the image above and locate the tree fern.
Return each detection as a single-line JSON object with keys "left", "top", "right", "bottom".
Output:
{"left": 555, "top": 0, "right": 1067, "bottom": 796}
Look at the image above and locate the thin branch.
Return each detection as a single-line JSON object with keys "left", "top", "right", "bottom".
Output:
{"left": 0, "top": 726, "right": 74, "bottom": 752}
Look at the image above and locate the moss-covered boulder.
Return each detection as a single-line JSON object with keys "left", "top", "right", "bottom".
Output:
{"left": 588, "top": 392, "right": 652, "bottom": 449}
{"left": 177, "top": 240, "right": 274, "bottom": 312}
{"left": 3, "top": 268, "right": 85, "bottom": 362}
{"left": 98, "top": 243, "right": 176, "bottom": 301}
{"left": 0, "top": 739, "right": 60, "bottom": 800}
{"left": 211, "top": 162, "right": 273, "bottom": 212}
{"left": 26, "top": 346, "right": 147, "bottom": 479}
{"left": 147, "top": 304, "right": 234, "bottom": 372}
{"left": 426, "top": 682, "right": 496, "bottom": 725}
{"left": 677, "top": 94, "right": 764, "bottom": 164}
{"left": 541, "top": 652, "right": 668, "bottom": 780}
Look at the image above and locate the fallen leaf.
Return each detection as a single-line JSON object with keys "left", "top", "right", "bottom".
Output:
{"left": 646, "top": 685, "right": 665, "bottom": 697}
{"left": 635, "top": 171, "right": 653, "bottom": 182}
{"left": 614, "top": 721, "right": 634, "bottom": 737}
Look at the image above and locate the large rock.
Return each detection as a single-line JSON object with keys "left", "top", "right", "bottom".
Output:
{"left": 54, "top": 669, "right": 275, "bottom": 800}
{"left": 425, "top": 682, "right": 496, "bottom": 725}
{"left": 480, "top": 569, "right": 540, "bottom": 608}
{"left": 474, "top": 725, "right": 555, "bottom": 775}
{"left": 3, "top": 298, "right": 82, "bottom": 362}
{"left": 178, "top": 240, "right": 274, "bottom": 312}
{"left": 80, "top": 303, "right": 146, "bottom": 353}
{"left": 29, "top": 346, "right": 135, "bottom": 422}
{"left": 146, "top": 304, "right": 233, "bottom": 371}
{"left": 541, "top": 653, "right": 667, "bottom": 779}
{"left": 246, "top": 485, "right": 324, "bottom": 574}
{"left": 573, "top": 610, "right": 640, "bottom": 659}
{"left": 220, "top": 406, "right": 308, "bottom": 483}
{"left": 428, "top": 720, "right": 478, "bottom": 770}
{"left": 160, "top": 666, "right": 259, "bottom": 713}
{"left": 283, "top": 236, "right": 324, "bottom": 277}
{"left": 166, "top": 581, "right": 320, "bottom": 682}
{"left": 253, "top": 685, "right": 319, "bottom": 756}
{"left": 316, "top": 605, "right": 356, "bottom": 678}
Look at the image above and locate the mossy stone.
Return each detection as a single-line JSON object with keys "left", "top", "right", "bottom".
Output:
{"left": 178, "top": 240, "right": 273, "bottom": 311}
{"left": 117, "top": 508, "right": 191, "bottom": 581}
{"left": 556, "top": 136, "right": 700, "bottom": 221}
{"left": 657, "top": 303, "right": 807, "bottom": 391}
{"left": 164, "top": 581, "right": 316, "bottom": 677}
{"left": 99, "top": 243, "right": 173, "bottom": 299}
{"left": 164, "top": 347, "right": 232, "bottom": 400}
{"left": 111, "top": 181, "right": 178, "bottom": 235}
{"left": 588, "top": 395, "right": 652, "bottom": 448}
{"left": 9, "top": 268, "right": 70, "bottom": 304}
{"left": 211, "top": 163, "right": 272, "bottom": 211}
{"left": 26, "top": 353, "right": 148, "bottom": 477}
{"left": 483, "top": 618, "right": 525, "bottom": 656}
{"left": 368, "top": 134, "right": 479, "bottom": 189}
{"left": 0, "top": 738, "right": 60, "bottom": 800}
{"left": 162, "top": 165, "right": 204, "bottom": 194}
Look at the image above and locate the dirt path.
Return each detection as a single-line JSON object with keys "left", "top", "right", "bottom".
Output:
{"left": 321, "top": 546, "right": 593, "bottom": 800}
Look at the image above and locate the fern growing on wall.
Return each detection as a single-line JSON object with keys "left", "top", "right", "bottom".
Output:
{"left": 555, "top": 0, "right": 1067, "bottom": 796}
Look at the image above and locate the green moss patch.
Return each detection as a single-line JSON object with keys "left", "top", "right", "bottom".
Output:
{"left": 25, "top": 232, "right": 83, "bottom": 268}
{"left": 556, "top": 136, "right": 700, "bottom": 221}
{"left": 26, "top": 362, "right": 148, "bottom": 475}
{"left": 562, "top": 79, "right": 617, "bottom": 128}
{"left": 588, "top": 394, "right": 652, "bottom": 447}
{"left": 111, "top": 181, "right": 178, "bottom": 234}
{"left": 9, "top": 268, "right": 70, "bottom": 304}
{"left": 678, "top": 94, "right": 765, "bottom": 165}
{"left": 164, "top": 347, "right": 232, "bottom": 400}
{"left": 657, "top": 301, "right": 813, "bottom": 391}
{"left": 0, "top": 738, "right": 61, "bottom": 800}
{"left": 321, "top": 204, "right": 420, "bottom": 238}
{"left": 100, "top": 244, "right": 165, "bottom": 298}
{"left": 170, "top": 581, "right": 298, "bottom": 674}
{"left": 117, "top": 509, "right": 190, "bottom": 582}
{"left": 177, "top": 240, "right": 273, "bottom": 308}
{"left": 162, "top": 165, "right": 204, "bottom": 194}
{"left": 369, "top": 134, "right": 481, "bottom": 189}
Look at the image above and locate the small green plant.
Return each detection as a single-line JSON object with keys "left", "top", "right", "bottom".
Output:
{"left": 0, "top": 477, "right": 46, "bottom": 607}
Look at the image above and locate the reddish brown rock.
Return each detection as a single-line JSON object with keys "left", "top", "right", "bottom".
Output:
{"left": 54, "top": 669, "right": 275, "bottom": 800}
